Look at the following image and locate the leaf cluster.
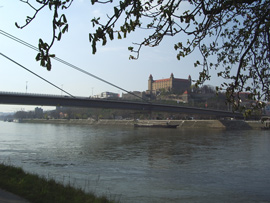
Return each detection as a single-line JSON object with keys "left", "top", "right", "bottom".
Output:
{"left": 17, "top": 0, "right": 71, "bottom": 70}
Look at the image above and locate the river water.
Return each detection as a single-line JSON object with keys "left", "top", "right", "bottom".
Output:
{"left": 0, "top": 121, "right": 270, "bottom": 202}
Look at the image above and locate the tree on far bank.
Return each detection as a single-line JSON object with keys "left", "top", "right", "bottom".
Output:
{"left": 16, "top": 0, "right": 270, "bottom": 111}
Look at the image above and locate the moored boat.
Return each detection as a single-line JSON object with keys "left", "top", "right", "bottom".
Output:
{"left": 134, "top": 123, "right": 179, "bottom": 128}
{"left": 261, "top": 116, "right": 270, "bottom": 130}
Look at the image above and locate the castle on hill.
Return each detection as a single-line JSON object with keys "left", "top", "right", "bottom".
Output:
{"left": 148, "top": 73, "right": 192, "bottom": 95}
{"left": 122, "top": 73, "right": 192, "bottom": 103}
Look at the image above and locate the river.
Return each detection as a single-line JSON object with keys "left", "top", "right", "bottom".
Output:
{"left": 0, "top": 121, "right": 270, "bottom": 202}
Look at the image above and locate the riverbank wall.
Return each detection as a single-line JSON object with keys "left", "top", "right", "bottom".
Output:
{"left": 19, "top": 119, "right": 264, "bottom": 130}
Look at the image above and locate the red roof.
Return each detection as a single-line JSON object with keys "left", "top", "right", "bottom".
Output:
{"left": 154, "top": 78, "right": 170, "bottom": 82}
{"left": 153, "top": 78, "right": 189, "bottom": 83}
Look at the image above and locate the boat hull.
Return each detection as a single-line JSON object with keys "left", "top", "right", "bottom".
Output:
{"left": 134, "top": 124, "right": 179, "bottom": 128}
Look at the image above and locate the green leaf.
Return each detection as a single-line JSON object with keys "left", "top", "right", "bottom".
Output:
{"left": 102, "top": 37, "right": 107, "bottom": 46}
{"left": 47, "top": 61, "right": 52, "bottom": 71}
{"left": 108, "top": 29, "right": 114, "bottom": 40}
{"left": 41, "top": 59, "right": 45, "bottom": 67}
{"left": 62, "top": 14, "right": 67, "bottom": 23}
{"left": 89, "top": 34, "right": 93, "bottom": 42}
{"left": 114, "top": 7, "right": 119, "bottom": 17}
{"left": 62, "top": 24, "right": 69, "bottom": 33}
{"left": 118, "top": 32, "right": 122, "bottom": 39}
{"left": 92, "top": 41, "right": 97, "bottom": 54}
{"left": 57, "top": 32, "right": 62, "bottom": 41}
{"left": 35, "top": 53, "right": 41, "bottom": 61}
{"left": 129, "top": 55, "right": 135, "bottom": 60}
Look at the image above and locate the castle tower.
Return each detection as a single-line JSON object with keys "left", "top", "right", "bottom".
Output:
{"left": 188, "top": 75, "right": 192, "bottom": 86}
{"left": 148, "top": 74, "right": 153, "bottom": 92}
{"left": 170, "top": 73, "right": 174, "bottom": 92}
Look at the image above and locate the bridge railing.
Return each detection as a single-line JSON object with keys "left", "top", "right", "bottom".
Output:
{"left": 0, "top": 91, "right": 137, "bottom": 102}
{"left": 0, "top": 91, "right": 244, "bottom": 118}
{"left": 0, "top": 91, "right": 75, "bottom": 99}
{"left": 0, "top": 91, "right": 144, "bottom": 102}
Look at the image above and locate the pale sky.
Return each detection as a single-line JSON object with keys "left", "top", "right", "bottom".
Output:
{"left": 0, "top": 0, "right": 222, "bottom": 112}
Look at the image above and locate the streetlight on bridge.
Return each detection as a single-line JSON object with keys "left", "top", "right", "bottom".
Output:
{"left": 61, "top": 84, "right": 63, "bottom": 96}
{"left": 26, "top": 81, "right": 28, "bottom": 93}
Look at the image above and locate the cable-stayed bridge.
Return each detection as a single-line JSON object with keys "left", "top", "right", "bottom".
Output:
{"left": 0, "top": 30, "right": 244, "bottom": 119}
{"left": 0, "top": 92, "right": 243, "bottom": 119}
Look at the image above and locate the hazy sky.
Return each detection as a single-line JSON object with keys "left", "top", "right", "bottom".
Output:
{"left": 0, "top": 0, "right": 223, "bottom": 112}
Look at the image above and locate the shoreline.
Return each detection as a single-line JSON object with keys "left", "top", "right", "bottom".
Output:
{"left": 0, "top": 163, "right": 111, "bottom": 203}
{"left": 16, "top": 119, "right": 264, "bottom": 130}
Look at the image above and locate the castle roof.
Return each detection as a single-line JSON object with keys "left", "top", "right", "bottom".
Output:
{"left": 154, "top": 78, "right": 170, "bottom": 82}
{"left": 154, "top": 78, "right": 190, "bottom": 83}
{"left": 150, "top": 73, "right": 190, "bottom": 82}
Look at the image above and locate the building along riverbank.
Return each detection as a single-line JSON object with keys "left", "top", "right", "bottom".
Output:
{"left": 17, "top": 119, "right": 264, "bottom": 130}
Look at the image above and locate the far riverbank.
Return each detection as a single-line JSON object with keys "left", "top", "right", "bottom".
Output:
{"left": 16, "top": 119, "right": 264, "bottom": 130}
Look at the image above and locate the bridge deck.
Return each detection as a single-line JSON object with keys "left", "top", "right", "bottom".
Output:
{"left": 0, "top": 92, "right": 243, "bottom": 118}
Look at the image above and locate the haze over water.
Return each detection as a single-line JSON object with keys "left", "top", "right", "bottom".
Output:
{"left": 1, "top": 121, "right": 270, "bottom": 202}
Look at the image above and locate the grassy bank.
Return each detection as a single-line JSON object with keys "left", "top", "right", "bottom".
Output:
{"left": 0, "top": 163, "right": 112, "bottom": 203}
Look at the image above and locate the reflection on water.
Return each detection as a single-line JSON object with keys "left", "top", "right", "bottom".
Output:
{"left": 0, "top": 122, "right": 270, "bottom": 202}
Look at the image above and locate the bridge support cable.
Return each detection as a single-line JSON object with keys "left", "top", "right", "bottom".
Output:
{"left": 0, "top": 29, "right": 38, "bottom": 52}
{"left": 0, "top": 29, "right": 148, "bottom": 102}
{"left": 0, "top": 52, "right": 75, "bottom": 98}
{"left": 53, "top": 57, "right": 148, "bottom": 102}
